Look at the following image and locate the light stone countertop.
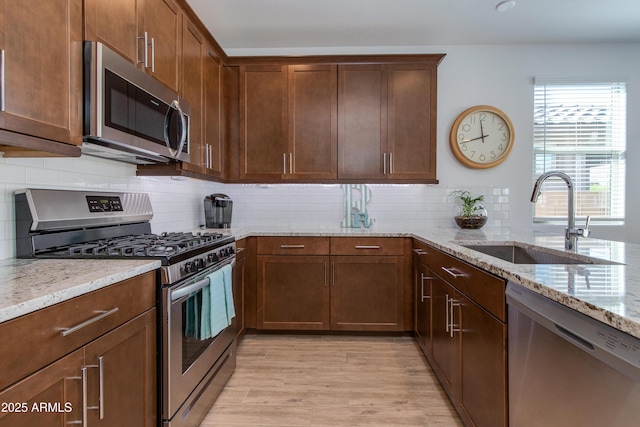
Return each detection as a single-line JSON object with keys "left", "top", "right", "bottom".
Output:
{"left": 0, "top": 258, "right": 160, "bottom": 323}
{"left": 3, "top": 225, "right": 639, "bottom": 342}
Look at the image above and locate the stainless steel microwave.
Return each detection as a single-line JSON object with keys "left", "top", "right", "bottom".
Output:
{"left": 82, "top": 41, "right": 190, "bottom": 164}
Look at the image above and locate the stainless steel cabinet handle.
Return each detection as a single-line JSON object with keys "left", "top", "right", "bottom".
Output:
{"left": 355, "top": 245, "right": 380, "bottom": 250}
{"left": 138, "top": 32, "right": 149, "bottom": 68}
{"left": 0, "top": 49, "right": 5, "bottom": 112}
{"left": 60, "top": 308, "right": 119, "bottom": 337}
{"left": 150, "top": 37, "right": 155, "bottom": 73}
{"left": 449, "top": 298, "right": 460, "bottom": 338}
{"left": 98, "top": 356, "right": 105, "bottom": 419}
{"left": 412, "top": 248, "right": 428, "bottom": 255}
{"left": 283, "top": 153, "right": 287, "bottom": 174}
{"left": 441, "top": 266, "right": 465, "bottom": 278}
{"left": 420, "top": 273, "right": 433, "bottom": 302}
{"left": 84, "top": 361, "right": 102, "bottom": 418}
{"left": 383, "top": 153, "right": 387, "bottom": 175}
{"left": 289, "top": 152, "right": 293, "bottom": 174}
{"left": 389, "top": 152, "right": 393, "bottom": 174}
{"left": 445, "top": 294, "right": 449, "bottom": 332}
{"left": 280, "top": 244, "right": 305, "bottom": 249}
{"left": 82, "top": 367, "right": 89, "bottom": 427}
{"left": 324, "top": 262, "right": 327, "bottom": 287}
{"left": 331, "top": 262, "right": 335, "bottom": 287}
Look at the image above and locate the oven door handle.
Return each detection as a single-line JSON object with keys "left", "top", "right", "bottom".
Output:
{"left": 171, "top": 258, "right": 235, "bottom": 302}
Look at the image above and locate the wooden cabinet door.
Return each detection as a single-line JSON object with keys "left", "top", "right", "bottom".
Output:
{"left": 84, "top": 0, "right": 138, "bottom": 63}
{"left": 0, "top": 349, "right": 83, "bottom": 427}
{"left": 181, "top": 18, "right": 204, "bottom": 170}
{"left": 458, "top": 294, "right": 508, "bottom": 427}
{"left": 0, "top": 0, "right": 82, "bottom": 146}
{"left": 430, "top": 273, "right": 459, "bottom": 397}
{"left": 330, "top": 256, "right": 404, "bottom": 331}
{"left": 387, "top": 64, "right": 437, "bottom": 180}
{"left": 239, "top": 65, "right": 288, "bottom": 180}
{"left": 140, "top": 0, "right": 181, "bottom": 92}
{"left": 337, "top": 64, "right": 387, "bottom": 180}
{"left": 84, "top": 309, "right": 157, "bottom": 427}
{"left": 257, "top": 255, "right": 330, "bottom": 330}
{"left": 415, "top": 261, "right": 433, "bottom": 357}
{"left": 288, "top": 65, "right": 337, "bottom": 180}
{"left": 204, "top": 46, "right": 223, "bottom": 177}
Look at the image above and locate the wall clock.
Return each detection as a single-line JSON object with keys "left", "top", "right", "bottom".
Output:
{"left": 449, "top": 105, "right": 515, "bottom": 169}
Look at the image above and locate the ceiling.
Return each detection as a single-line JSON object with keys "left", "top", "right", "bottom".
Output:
{"left": 186, "top": 0, "right": 640, "bottom": 56}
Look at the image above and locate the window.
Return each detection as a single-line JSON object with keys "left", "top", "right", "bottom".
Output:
{"left": 533, "top": 79, "right": 626, "bottom": 223}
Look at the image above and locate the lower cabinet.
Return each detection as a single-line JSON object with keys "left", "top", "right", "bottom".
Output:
{"left": 331, "top": 255, "right": 403, "bottom": 331}
{"left": 0, "top": 272, "right": 157, "bottom": 427}
{"left": 256, "top": 237, "right": 407, "bottom": 332}
{"left": 413, "top": 240, "right": 507, "bottom": 427}
{"left": 258, "top": 254, "right": 330, "bottom": 330}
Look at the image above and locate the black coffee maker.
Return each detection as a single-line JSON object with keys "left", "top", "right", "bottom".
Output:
{"left": 204, "top": 194, "right": 233, "bottom": 228}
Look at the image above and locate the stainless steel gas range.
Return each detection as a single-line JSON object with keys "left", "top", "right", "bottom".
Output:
{"left": 15, "top": 188, "right": 237, "bottom": 427}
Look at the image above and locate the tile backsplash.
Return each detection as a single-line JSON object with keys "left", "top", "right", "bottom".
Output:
{"left": 0, "top": 155, "right": 509, "bottom": 259}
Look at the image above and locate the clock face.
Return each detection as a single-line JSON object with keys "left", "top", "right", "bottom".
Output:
{"left": 450, "top": 106, "right": 515, "bottom": 169}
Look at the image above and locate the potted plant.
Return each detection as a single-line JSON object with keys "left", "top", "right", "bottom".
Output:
{"left": 451, "top": 190, "right": 488, "bottom": 229}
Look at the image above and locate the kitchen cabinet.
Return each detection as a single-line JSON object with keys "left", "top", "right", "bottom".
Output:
{"left": 257, "top": 237, "right": 331, "bottom": 330}
{"left": 141, "top": 0, "right": 181, "bottom": 92}
{"left": 0, "top": 0, "right": 83, "bottom": 157}
{"left": 180, "top": 17, "right": 205, "bottom": 171}
{"left": 239, "top": 65, "right": 338, "bottom": 181}
{"left": 84, "top": 0, "right": 181, "bottom": 92}
{"left": 0, "top": 272, "right": 157, "bottom": 427}
{"left": 412, "top": 243, "right": 433, "bottom": 356}
{"left": 202, "top": 45, "right": 224, "bottom": 177}
{"left": 338, "top": 63, "right": 437, "bottom": 181}
{"left": 239, "top": 65, "right": 288, "bottom": 180}
{"left": 418, "top": 242, "right": 507, "bottom": 427}
{"left": 256, "top": 237, "right": 407, "bottom": 332}
{"left": 287, "top": 64, "right": 338, "bottom": 180}
{"left": 330, "top": 237, "right": 406, "bottom": 331}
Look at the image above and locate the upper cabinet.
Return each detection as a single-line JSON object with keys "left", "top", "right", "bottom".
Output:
{"left": 338, "top": 63, "right": 437, "bottom": 181}
{"left": 0, "top": 0, "right": 83, "bottom": 157}
{"left": 239, "top": 64, "right": 338, "bottom": 181}
{"left": 85, "top": 0, "right": 181, "bottom": 92}
{"left": 234, "top": 56, "right": 444, "bottom": 184}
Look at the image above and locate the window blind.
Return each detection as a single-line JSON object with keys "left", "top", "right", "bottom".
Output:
{"left": 533, "top": 81, "right": 626, "bottom": 223}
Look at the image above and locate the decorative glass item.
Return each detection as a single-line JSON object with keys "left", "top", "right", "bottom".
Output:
{"left": 451, "top": 190, "right": 488, "bottom": 229}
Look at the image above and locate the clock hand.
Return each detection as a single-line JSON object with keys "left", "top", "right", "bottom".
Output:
{"left": 460, "top": 134, "right": 489, "bottom": 143}
{"left": 479, "top": 120, "right": 486, "bottom": 143}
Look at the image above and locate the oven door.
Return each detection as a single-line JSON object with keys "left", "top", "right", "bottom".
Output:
{"left": 162, "top": 257, "right": 236, "bottom": 422}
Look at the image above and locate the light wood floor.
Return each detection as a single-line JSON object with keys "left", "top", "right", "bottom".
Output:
{"left": 200, "top": 334, "right": 464, "bottom": 426}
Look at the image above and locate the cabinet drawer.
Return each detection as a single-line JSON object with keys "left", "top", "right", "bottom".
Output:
{"left": 0, "top": 271, "right": 156, "bottom": 391}
{"left": 412, "top": 239, "right": 441, "bottom": 268}
{"left": 435, "top": 250, "right": 506, "bottom": 321}
{"left": 257, "top": 237, "right": 330, "bottom": 255}
{"left": 331, "top": 237, "right": 405, "bottom": 256}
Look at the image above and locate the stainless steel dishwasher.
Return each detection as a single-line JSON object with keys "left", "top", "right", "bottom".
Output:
{"left": 506, "top": 282, "right": 640, "bottom": 427}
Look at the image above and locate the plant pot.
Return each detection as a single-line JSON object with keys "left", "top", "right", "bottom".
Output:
{"left": 454, "top": 206, "right": 488, "bottom": 229}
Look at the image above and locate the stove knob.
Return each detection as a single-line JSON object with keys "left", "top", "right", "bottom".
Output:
{"left": 208, "top": 253, "right": 219, "bottom": 263}
{"left": 196, "top": 258, "right": 206, "bottom": 270}
{"left": 184, "top": 261, "right": 195, "bottom": 273}
{"left": 228, "top": 247, "right": 235, "bottom": 255}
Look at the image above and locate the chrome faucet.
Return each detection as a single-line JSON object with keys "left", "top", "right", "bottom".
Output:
{"left": 531, "top": 171, "right": 591, "bottom": 250}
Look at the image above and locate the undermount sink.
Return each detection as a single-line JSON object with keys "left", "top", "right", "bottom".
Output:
{"left": 459, "top": 242, "right": 620, "bottom": 265}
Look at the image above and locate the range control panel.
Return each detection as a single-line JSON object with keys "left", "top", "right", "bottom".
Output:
{"left": 86, "top": 195, "right": 124, "bottom": 213}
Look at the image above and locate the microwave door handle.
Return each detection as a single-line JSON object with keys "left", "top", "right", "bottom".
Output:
{"left": 164, "top": 100, "right": 187, "bottom": 159}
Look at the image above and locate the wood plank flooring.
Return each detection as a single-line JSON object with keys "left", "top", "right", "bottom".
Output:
{"left": 200, "top": 334, "right": 464, "bottom": 426}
